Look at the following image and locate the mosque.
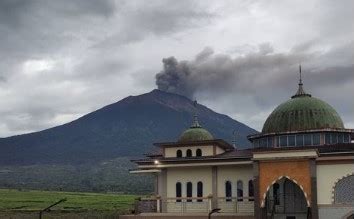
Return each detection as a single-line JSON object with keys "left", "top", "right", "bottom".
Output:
{"left": 125, "top": 69, "right": 354, "bottom": 219}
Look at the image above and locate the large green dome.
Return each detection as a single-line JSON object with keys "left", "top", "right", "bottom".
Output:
{"left": 179, "top": 126, "right": 214, "bottom": 142}
{"left": 262, "top": 94, "right": 344, "bottom": 134}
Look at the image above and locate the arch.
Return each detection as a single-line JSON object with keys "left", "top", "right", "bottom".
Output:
{"left": 248, "top": 180, "right": 254, "bottom": 201}
{"left": 342, "top": 211, "right": 354, "bottom": 219}
{"left": 186, "top": 149, "right": 192, "bottom": 157}
{"left": 196, "top": 148, "right": 202, "bottom": 157}
{"left": 197, "top": 181, "right": 203, "bottom": 202}
{"left": 225, "top": 181, "right": 232, "bottom": 202}
{"left": 176, "top": 150, "right": 182, "bottom": 157}
{"left": 186, "top": 182, "right": 192, "bottom": 202}
{"left": 332, "top": 173, "right": 354, "bottom": 204}
{"left": 237, "top": 180, "right": 244, "bottom": 201}
{"left": 176, "top": 182, "right": 182, "bottom": 202}
{"left": 260, "top": 175, "right": 310, "bottom": 208}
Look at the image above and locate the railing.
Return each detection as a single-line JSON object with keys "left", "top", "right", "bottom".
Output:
{"left": 217, "top": 197, "right": 254, "bottom": 214}
{"left": 135, "top": 196, "right": 254, "bottom": 214}
{"left": 164, "top": 197, "right": 211, "bottom": 213}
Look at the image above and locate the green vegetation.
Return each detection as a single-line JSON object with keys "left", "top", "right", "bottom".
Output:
{"left": 0, "top": 157, "right": 153, "bottom": 194}
{"left": 0, "top": 189, "right": 137, "bottom": 217}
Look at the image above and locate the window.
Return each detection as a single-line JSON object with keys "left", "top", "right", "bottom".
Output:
{"left": 296, "top": 134, "right": 304, "bottom": 146}
{"left": 237, "top": 180, "right": 243, "bottom": 202}
{"left": 331, "top": 133, "right": 338, "bottom": 144}
{"left": 288, "top": 135, "right": 295, "bottom": 146}
{"left": 334, "top": 175, "right": 354, "bottom": 204}
{"left": 273, "top": 183, "right": 280, "bottom": 205}
{"left": 225, "top": 181, "right": 232, "bottom": 202}
{"left": 338, "top": 133, "right": 344, "bottom": 143}
{"left": 253, "top": 139, "right": 259, "bottom": 147}
{"left": 176, "top": 150, "right": 182, "bottom": 157}
{"left": 276, "top": 137, "right": 280, "bottom": 147}
{"left": 186, "top": 149, "right": 192, "bottom": 157}
{"left": 186, "top": 182, "right": 192, "bottom": 202}
{"left": 344, "top": 134, "right": 350, "bottom": 143}
{"left": 304, "top": 134, "right": 312, "bottom": 146}
{"left": 280, "top": 136, "right": 287, "bottom": 147}
{"left": 267, "top": 137, "right": 273, "bottom": 147}
{"left": 248, "top": 180, "right": 254, "bottom": 201}
{"left": 176, "top": 182, "right": 182, "bottom": 202}
{"left": 313, "top": 133, "right": 321, "bottom": 145}
{"left": 260, "top": 138, "right": 267, "bottom": 147}
{"left": 197, "top": 181, "right": 203, "bottom": 202}
{"left": 196, "top": 149, "right": 202, "bottom": 157}
{"left": 325, "top": 133, "right": 331, "bottom": 144}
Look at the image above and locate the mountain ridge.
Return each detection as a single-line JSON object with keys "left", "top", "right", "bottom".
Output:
{"left": 0, "top": 89, "right": 257, "bottom": 165}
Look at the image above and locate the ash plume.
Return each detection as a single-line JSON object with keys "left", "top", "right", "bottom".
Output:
{"left": 155, "top": 42, "right": 354, "bottom": 111}
{"left": 155, "top": 44, "right": 307, "bottom": 99}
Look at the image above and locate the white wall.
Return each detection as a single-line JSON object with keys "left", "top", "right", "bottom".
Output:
{"left": 316, "top": 163, "right": 354, "bottom": 204}
{"left": 216, "top": 146, "right": 225, "bottom": 155}
{"left": 217, "top": 165, "right": 253, "bottom": 198}
{"left": 166, "top": 167, "right": 212, "bottom": 198}
{"left": 164, "top": 145, "right": 218, "bottom": 158}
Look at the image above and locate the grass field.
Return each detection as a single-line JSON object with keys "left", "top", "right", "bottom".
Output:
{"left": 0, "top": 189, "right": 137, "bottom": 218}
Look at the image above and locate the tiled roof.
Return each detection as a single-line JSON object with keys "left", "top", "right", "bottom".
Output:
{"left": 133, "top": 143, "right": 354, "bottom": 164}
{"left": 153, "top": 139, "right": 234, "bottom": 150}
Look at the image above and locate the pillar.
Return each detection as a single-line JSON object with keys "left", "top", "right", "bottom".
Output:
{"left": 310, "top": 159, "right": 319, "bottom": 219}
{"left": 211, "top": 166, "right": 218, "bottom": 210}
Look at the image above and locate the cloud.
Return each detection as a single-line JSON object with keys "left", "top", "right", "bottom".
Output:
{"left": 156, "top": 44, "right": 307, "bottom": 99}
{"left": 0, "top": 0, "right": 216, "bottom": 136}
{"left": 0, "top": 0, "right": 352, "bottom": 136}
{"left": 155, "top": 41, "right": 354, "bottom": 130}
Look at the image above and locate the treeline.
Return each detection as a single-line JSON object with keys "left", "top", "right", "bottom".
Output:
{"left": 0, "top": 157, "right": 153, "bottom": 195}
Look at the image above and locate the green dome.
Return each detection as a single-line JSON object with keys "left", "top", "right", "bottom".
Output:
{"left": 262, "top": 95, "right": 344, "bottom": 134}
{"left": 179, "top": 126, "right": 214, "bottom": 142}
{"left": 178, "top": 102, "right": 214, "bottom": 142}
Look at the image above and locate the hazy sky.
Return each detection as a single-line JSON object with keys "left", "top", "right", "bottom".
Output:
{"left": 0, "top": 0, "right": 353, "bottom": 137}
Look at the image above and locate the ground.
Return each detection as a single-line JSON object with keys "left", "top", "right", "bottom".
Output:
{"left": 0, "top": 189, "right": 136, "bottom": 218}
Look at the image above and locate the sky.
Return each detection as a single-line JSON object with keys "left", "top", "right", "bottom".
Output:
{"left": 0, "top": 0, "right": 353, "bottom": 137}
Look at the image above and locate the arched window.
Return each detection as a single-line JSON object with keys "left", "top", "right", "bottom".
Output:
{"left": 334, "top": 175, "right": 354, "bottom": 204}
{"left": 196, "top": 149, "right": 202, "bottom": 157}
{"left": 237, "top": 180, "right": 244, "bottom": 202}
{"left": 248, "top": 180, "right": 254, "bottom": 201}
{"left": 186, "top": 149, "right": 192, "bottom": 157}
{"left": 197, "top": 181, "right": 203, "bottom": 202}
{"left": 273, "top": 183, "right": 280, "bottom": 205}
{"left": 176, "top": 182, "right": 182, "bottom": 202}
{"left": 176, "top": 150, "right": 182, "bottom": 157}
{"left": 225, "top": 181, "right": 232, "bottom": 202}
{"left": 186, "top": 182, "right": 193, "bottom": 202}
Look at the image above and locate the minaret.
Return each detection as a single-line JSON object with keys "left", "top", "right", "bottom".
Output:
{"left": 291, "top": 64, "right": 311, "bottom": 98}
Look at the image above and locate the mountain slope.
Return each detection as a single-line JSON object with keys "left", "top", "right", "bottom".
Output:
{"left": 0, "top": 89, "right": 257, "bottom": 165}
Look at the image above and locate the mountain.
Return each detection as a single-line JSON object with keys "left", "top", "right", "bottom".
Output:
{"left": 0, "top": 89, "right": 257, "bottom": 165}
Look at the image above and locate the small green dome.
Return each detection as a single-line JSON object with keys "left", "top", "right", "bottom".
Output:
{"left": 178, "top": 101, "right": 214, "bottom": 142}
{"left": 179, "top": 126, "right": 214, "bottom": 142}
{"left": 262, "top": 95, "right": 344, "bottom": 134}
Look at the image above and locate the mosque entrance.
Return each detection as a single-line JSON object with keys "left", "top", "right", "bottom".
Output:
{"left": 265, "top": 178, "right": 308, "bottom": 219}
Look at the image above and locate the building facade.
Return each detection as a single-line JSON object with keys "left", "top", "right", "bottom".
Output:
{"left": 127, "top": 76, "right": 354, "bottom": 219}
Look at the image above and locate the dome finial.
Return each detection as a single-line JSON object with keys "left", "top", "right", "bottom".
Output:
{"left": 191, "top": 100, "right": 201, "bottom": 128}
{"left": 299, "top": 64, "right": 302, "bottom": 85}
{"left": 292, "top": 64, "right": 311, "bottom": 98}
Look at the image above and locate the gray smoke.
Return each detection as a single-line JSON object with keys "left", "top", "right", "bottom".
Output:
{"left": 155, "top": 44, "right": 308, "bottom": 99}
{"left": 155, "top": 56, "right": 195, "bottom": 98}
{"left": 155, "top": 42, "right": 353, "bottom": 110}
